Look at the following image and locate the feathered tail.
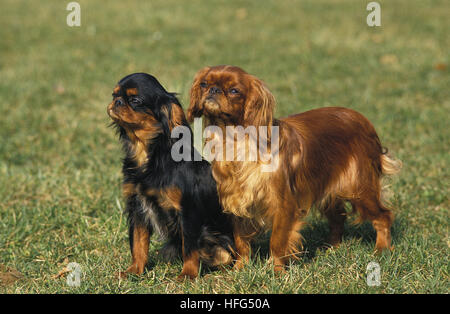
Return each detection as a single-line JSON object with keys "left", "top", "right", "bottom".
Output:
{"left": 381, "top": 153, "right": 402, "bottom": 175}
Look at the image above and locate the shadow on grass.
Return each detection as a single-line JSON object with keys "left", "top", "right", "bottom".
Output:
{"left": 249, "top": 215, "right": 405, "bottom": 264}
{"left": 140, "top": 215, "right": 405, "bottom": 277}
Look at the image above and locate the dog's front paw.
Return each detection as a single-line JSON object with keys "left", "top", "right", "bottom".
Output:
{"left": 176, "top": 271, "right": 197, "bottom": 281}
{"left": 117, "top": 264, "right": 145, "bottom": 279}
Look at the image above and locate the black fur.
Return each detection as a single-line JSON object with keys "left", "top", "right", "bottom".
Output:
{"left": 109, "top": 73, "right": 234, "bottom": 277}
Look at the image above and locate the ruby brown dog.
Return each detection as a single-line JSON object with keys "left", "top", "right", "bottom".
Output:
{"left": 187, "top": 65, "right": 402, "bottom": 272}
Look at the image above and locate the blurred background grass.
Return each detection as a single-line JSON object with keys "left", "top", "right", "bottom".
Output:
{"left": 0, "top": 0, "right": 448, "bottom": 293}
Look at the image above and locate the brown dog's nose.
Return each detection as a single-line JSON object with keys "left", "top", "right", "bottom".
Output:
{"left": 209, "top": 86, "right": 222, "bottom": 95}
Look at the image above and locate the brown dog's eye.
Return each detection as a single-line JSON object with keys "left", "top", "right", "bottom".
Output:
{"left": 229, "top": 88, "right": 239, "bottom": 94}
{"left": 200, "top": 82, "right": 207, "bottom": 88}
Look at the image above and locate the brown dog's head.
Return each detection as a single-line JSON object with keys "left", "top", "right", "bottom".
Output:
{"left": 187, "top": 65, "right": 275, "bottom": 127}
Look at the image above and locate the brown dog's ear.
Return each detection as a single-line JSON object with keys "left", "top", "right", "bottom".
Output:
{"left": 243, "top": 75, "right": 275, "bottom": 128}
{"left": 187, "top": 67, "right": 210, "bottom": 123}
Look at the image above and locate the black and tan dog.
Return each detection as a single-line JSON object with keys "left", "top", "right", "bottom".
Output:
{"left": 108, "top": 73, "right": 234, "bottom": 279}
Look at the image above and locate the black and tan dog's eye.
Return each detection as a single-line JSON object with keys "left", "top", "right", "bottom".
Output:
{"left": 128, "top": 96, "right": 143, "bottom": 108}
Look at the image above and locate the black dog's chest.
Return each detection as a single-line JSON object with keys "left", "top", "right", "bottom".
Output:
{"left": 136, "top": 188, "right": 180, "bottom": 240}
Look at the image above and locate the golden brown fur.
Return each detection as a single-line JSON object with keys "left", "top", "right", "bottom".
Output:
{"left": 187, "top": 65, "right": 402, "bottom": 272}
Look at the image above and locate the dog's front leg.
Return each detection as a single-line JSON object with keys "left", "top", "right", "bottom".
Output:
{"left": 178, "top": 217, "right": 200, "bottom": 280}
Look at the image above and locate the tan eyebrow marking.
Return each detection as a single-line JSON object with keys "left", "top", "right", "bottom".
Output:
{"left": 126, "top": 88, "right": 139, "bottom": 96}
{"left": 113, "top": 85, "right": 120, "bottom": 94}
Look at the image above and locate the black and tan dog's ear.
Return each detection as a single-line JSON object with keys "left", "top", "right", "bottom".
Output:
{"left": 161, "top": 102, "right": 187, "bottom": 132}
{"left": 243, "top": 75, "right": 275, "bottom": 128}
{"left": 187, "top": 67, "right": 210, "bottom": 123}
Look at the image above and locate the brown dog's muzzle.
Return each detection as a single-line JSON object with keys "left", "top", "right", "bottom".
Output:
{"left": 203, "top": 98, "right": 221, "bottom": 116}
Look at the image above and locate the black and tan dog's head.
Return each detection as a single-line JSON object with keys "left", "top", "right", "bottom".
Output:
{"left": 108, "top": 73, "right": 188, "bottom": 139}
{"left": 108, "top": 73, "right": 187, "bottom": 165}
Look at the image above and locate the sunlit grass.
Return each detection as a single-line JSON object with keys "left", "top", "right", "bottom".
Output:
{"left": 0, "top": 0, "right": 448, "bottom": 293}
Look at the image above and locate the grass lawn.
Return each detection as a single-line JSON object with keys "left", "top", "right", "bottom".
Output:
{"left": 0, "top": 0, "right": 448, "bottom": 293}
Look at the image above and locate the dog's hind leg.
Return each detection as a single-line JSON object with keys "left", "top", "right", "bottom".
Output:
{"left": 351, "top": 194, "right": 394, "bottom": 252}
{"left": 323, "top": 199, "right": 347, "bottom": 248}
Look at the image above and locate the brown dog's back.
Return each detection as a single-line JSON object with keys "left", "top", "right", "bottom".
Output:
{"left": 281, "top": 107, "right": 398, "bottom": 210}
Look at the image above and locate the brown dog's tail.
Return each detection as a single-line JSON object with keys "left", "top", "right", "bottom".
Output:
{"left": 380, "top": 153, "right": 402, "bottom": 176}
{"left": 378, "top": 152, "right": 402, "bottom": 209}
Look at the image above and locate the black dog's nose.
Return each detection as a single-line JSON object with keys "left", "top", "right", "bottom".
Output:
{"left": 209, "top": 86, "right": 221, "bottom": 95}
{"left": 114, "top": 98, "right": 124, "bottom": 107}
